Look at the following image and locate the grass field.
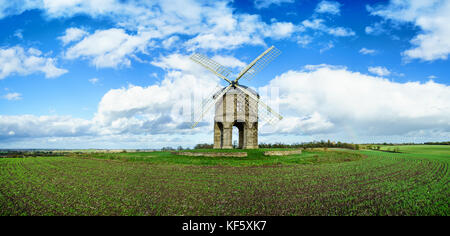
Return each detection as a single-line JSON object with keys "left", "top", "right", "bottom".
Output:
{"left": 0, "top": 145, "right": 448, "bottom": 216}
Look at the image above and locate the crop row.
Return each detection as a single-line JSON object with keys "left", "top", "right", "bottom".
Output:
{"left": 0, "top": 149, "right": 448, "bottom": 215}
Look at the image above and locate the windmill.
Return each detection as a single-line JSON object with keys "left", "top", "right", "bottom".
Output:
{"left": 190, "top": 46, "right": 282, "bottom": 149}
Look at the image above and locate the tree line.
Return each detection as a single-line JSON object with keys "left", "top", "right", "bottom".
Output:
{"left": 192, "top": 140, "right": 449, "bottom": 150}
{"left": 423, "top": 141, "right": 450, "bottom": 145}
{"left": 259, "top": 140, "right": 360, "bottom": 150}
{"left": 194, "top": 140, "right": 361, "bottom": 150}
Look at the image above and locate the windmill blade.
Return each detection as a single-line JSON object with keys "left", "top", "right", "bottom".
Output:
{"left": 236, "top": 91, "right": 280, "bottom": 125}
{"left": 191, "top": 85, "right": 233, "bottom": 128}
{"left": 235, "top": 85, "right": 283, "bottom": 125}
{"left": 234, "top": 46, "right": 281, "bottom": 82}
{"left": 190, "top": 53, "right": 233, "bottom": 84}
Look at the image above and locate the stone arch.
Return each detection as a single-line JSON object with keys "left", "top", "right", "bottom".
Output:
{"left": 213, "top": 121, "right": 258, "bottom": 149}
{"left": 213, "top": 87, "right": 258, "bottom": 149}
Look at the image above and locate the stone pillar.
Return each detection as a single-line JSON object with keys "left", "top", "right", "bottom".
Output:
{"left": 213, "top": 122, "right": 222, "bottom": 149}
{"left": 222, "top": 122, "right": 233, "bottom": 149}
{"left": 252, "top": 122, "right": 258, "bottom": 148}
{"left": 237, "top": 122, "right": 244, "bottom": 149}
{"left": 243, "top": 122, "right": 258, "bottom": 149}
{"left": 224, "top": 94, "right": 234, "bottom": 123}
{"left": 213, "top": 87, "right": 259, "bottom": 149}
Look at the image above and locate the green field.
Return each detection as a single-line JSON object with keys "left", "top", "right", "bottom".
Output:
{"left": 379, "top": 145, "right": 450, "bottom": 158}
{"left": 0, "top": 145, "right": 448, "bottom": 216}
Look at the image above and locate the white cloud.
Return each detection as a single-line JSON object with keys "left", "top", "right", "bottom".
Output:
{"left": 185, "top": 12, "right": 295, "bottom": 50}
{"left": 58, "top": 27, "right": 88, "bottom": 45}
{"left": 365, "top": 21, "right": 388, "bottom": 36}
{"left": 0, "top": 0, "right": 41, "bottom": 19}
{"left": 29, "top": 0, "right": 124, "bottom": 19}
{"left": 162, "top": 35, "right": 179, "bottom": 49}
{"left": 254, "top": 0, "right": 294, "bottom": 9}
{"left": 0, "top": 46, "right": 67, "bottom": 79}
{"left": 1, "top": 0, "right": 349, "bottom": 65}
{"left": 261, "top": 65, "right": 450, "bottom": 138}
{"left": 0, "top": 115, "right": 94, "bottom": 140}
{"left": 327, "top": 27, "right": 355, "bottom": 37}
{"left": 297, "top": 35, "right": 313, "bottom": 46}
{"left": 151, "top": 53, "right": 204, "bottom": 72}
{"left": 0, "top": 53, "right": 226, "bottom": 140}
{"left": 301, "top": 19, "right": 355, "bottom": 37}
{"left": 1, "top": 62, "right": 449, "bottom": 146}
{"left": 359, "top": 48, "right": 377, "bottom": 55}
{"left": 65, "top": 28, "right": 153, "bottom": 68}
{"left": 320, "top": 42, "right": 334, "bottom": 53}
{"left": 368, "top": 66, "right": 391, "bottom": 76}
{"left": 89, "top": 78, "right": 99, "bottom": 84}
{"left": 3, "top": 1, "right": 299, "bottom": 53}
{"left": 315, "top": 1, "right": 341, "bottom": 15}
{"left": 272, "top": 112, "right": 334, "bottom": 134}
{"left": 301, "top": 18, "right": 324, "bottom": 29}
{"left": 94, "top": 53, "right": 221, "bottom": 134}
{"left": 211, "top": 55, "right": 246, "bottom": 69}
{"left": 264, "top": 21, "right": 295, "bottom": 39}
{"left": 3, "top": 92, "right": 22, "bottom": 100}
{"left": 14, "top": 29, "right": 23, "bottom": 39}
{"left": 368, "top": 0, "right": 450, "bottom": 61}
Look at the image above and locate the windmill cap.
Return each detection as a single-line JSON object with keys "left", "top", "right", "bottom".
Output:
{"left": 213, "top": 85, "right": 259, "bottom": 99}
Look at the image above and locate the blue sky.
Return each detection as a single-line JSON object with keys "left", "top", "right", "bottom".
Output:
{"left": 0, "top": 0, "right": 449, "bottom": 149}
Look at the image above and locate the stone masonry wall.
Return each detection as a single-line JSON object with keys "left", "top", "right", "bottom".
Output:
{"left": 263, "top": 150, "right": 302, "bottom": 156}
{"left": 172, "top": 152, "right": 248, "bottom": 157}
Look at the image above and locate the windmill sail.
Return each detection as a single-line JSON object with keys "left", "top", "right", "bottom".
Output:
{"left": 191, "top": 85, "right": 233, "bottom": 128}
{"left": 235, "top": 85, "right": 283, "bottom": 125}
{"left": 235, "top": 46, "right": 281, "bottom": 82}
{"left": 189, "top": 45, "right": 283, "bottom": 129}
{"left": 190, "top": 53, "right": 233, "bottom": 84}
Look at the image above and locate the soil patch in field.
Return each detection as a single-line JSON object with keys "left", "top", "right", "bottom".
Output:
{"left": 172, "top": 151, "right": 247, "bottom": 157}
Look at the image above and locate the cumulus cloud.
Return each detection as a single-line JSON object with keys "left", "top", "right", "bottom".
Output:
{"left": 0, "top": 0, "right": 40, "bottom": 19}
{"left": 0, "top": 53, "right": 236, "bottom": 143}
{"left": 32, "top": 0, "right": 301, "bottom": 69}
{"left": 368, "top": 0, "right": 450, "bottom": 61}
{"left": 58, "top": 27, "right": 88, "bottom": 45}
{"left": 0, "top": 46, "right": 67, "bottom": 79}
{"left": 3, "top": 92, "right": 22, "bottom": 100}
{"left": 297, "top": 35, "right": 313, "bottom": 46}
{"left": 261, "top": 65, "right": 450, "bottom": 138}
{"left": 89, "top": 78, "right": 99, "bottom": 84}
{"left": 211, "top": 55, "right": 246, "bottom": 69}
{"left": 162, "top": 35, "right": 179, "bottom": 49}
{"left": 271, "top": 112, "right": 334, "bottom": 134}
{"left": 301, "top": 19, "right": 355, "bottom": 37}
{"left": 359, "top": 48, "right": 377, "bottom": 55}
{"left": 315, "top": 0, "right": 341, "bottom": 15}
{"left": 365, "top": 21, "right": 389, "bottom": 36}
{"left": 0, "top": 115, "right": 94, "bottom": 140}
{"left": 0, "top": 0, "right": 128, "bottom": 20}
{"left": 13, "top": 29, "right": 23, "bottom": 39}
{"left": 185, "top": 11, "right": 295, "bottom": 50}
{"left": 1, "top": 63, "right": 449, "bottom": 146}
{"left": 1, "top": 0, "right": 356, "bottom": 66}
{"left": 264, "top": 21, "right": 296, "bottom": 39}
{"left": 2, "top": 0, "right": 299, "bottom": 53}
{"left": 65, "top": 28, "right": 152, "bottom": 68}
{"left": 93, "top": 53, "right": 221, "bottom": 134}
{"left": 368, "top": 66, "right": 391, "bottom": 76}
{"left": 319, "top": 42, "right": 334, "bottom": 53}
{"left": 254, "top": 0, "right": 294, "bottom": 9}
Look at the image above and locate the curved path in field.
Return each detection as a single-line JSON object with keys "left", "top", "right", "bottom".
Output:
{"left": 0, "top": 149, "right": 448, "bottom": 215}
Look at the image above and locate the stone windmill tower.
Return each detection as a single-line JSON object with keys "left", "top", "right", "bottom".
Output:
{"left": 190, "top": 46, "right": 283, "bottom": 149}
